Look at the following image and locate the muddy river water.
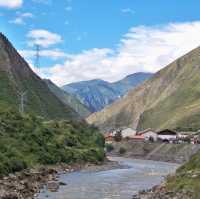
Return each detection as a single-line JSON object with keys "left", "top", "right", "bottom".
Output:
{"left": 37, "top": 157, "right": 179, "bottom": 199}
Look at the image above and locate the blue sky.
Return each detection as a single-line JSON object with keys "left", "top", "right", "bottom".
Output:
{"left": 0, "top": 0, "right": 200, "bottom": 85}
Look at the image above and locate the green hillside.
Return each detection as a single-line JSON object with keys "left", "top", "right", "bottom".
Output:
{"left": 165, "top": 150, "right": 200, "bottom": 199}
{"left": 0, "top": 33, "right": 78, "bottom": 120}
{"left": 0, "top": 110, "right": 104, "bottom": 176}
{"left": 137, "top": 46, "right": 200, "bottom": 131}
{"left": 44, "top": 79, "right": 91, "bottom": 118}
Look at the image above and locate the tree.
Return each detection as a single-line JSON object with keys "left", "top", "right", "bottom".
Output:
{"left": 119, "top": 147, "right": 126, "bottom": 154}
{"left": 114, "top": 130, "right": 122, "bottom": 142}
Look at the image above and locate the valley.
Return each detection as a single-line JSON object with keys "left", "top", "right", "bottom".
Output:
{"left": 0, "top": 33, "right": 105, "bottom": 198}
{"left": 0, "top": 2, "right": 200, "bottom": 197}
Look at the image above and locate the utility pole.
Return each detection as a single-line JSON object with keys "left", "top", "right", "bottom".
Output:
{"left": 18, "top": 91, "right": 27, "bottom": 114}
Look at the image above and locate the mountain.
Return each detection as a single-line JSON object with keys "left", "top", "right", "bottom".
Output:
{"left": 63, "top": 79, "right": 121, "bottom": 113}
{"left": 87, "top": 46, "right": 200, "bottom": 132}
{"left": 44, "top": 79, "right": 91, "bottom": 118}
{"left": 0, "top": 33, "right": 79, "bottom": 120}
{"left": 62, "top": 73, "right": 153, "bottom": 112}
{"left": 111, "top": 72, "right": 154, "bottom": 96}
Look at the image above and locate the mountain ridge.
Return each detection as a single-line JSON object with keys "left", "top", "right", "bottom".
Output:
{"left": 44, "top": 79, "right": 91, "bottom": 118}
{"left": 0, "top": 33, "right": 79, "bottom": 120}
{"left": 87, "top": 46, "right": 200, "bottom": 132}
{"left": 62, "top": 72, "right": 153, "bottom": 112}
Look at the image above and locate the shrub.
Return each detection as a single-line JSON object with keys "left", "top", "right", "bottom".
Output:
{"left": 0, "top": 110, "right": 105, "bottom": 176}
{"left": 105, "top": 143, "right": 114, "bottom": 152}
{"left": 119, "top": 147, "right": 126, "bottom": 154}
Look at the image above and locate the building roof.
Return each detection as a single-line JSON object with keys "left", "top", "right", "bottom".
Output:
{"left": 157, "top": 129, "right": 177, "bottom": 135}
{"left": 129, "top": 135, "right": 145, "bottom": 139}
{"left": 137, "top": 128, "right": 156, "bottom": 135}
{"left": 121, "top": 128, "right": 136, "bottom": 137}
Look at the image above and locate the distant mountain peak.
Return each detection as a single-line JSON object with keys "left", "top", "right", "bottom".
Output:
{"left": 125, "top": 72, "right": 152, "bottom": 78}
{"left": 62, "top": 72, "right": 153, "bottom": 112}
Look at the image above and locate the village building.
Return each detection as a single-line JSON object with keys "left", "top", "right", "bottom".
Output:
{"left": 190, "top": 132, "right": 200, "bottom": 144}
{"left": 104, "top": 127, "right": 137, "bottom": 142}
{"left": 121, "top": 128, "right": 136, "bottom": 138}
{"left": 157, "top": 129, "right": 177, "bottom": 142}
{"left": 104, "top": 134, "right": 114, "bottom": 143}
{"left": 129, "top": 135, "right": 145, "bottom": 141}
{"left": 137, "top": 128, "right": 157, "bottom": 141}
{"left": 178, "top": 133, "right": 190, "bottom": 139}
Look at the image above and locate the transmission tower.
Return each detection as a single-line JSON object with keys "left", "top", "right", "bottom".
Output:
{"left": 35, "top": 44, "right": 41, "bottom": 68}
{"left": 18, "top": 91, "right": 27, "bottom": 114}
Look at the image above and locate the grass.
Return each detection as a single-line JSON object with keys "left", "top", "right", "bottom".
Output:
{"left": 166, "top": 151, "right": 200, "bottom": 199}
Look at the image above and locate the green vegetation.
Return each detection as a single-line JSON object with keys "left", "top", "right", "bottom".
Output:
{"left": 105, "top": 143, "right": 114, "bottom": 152}
{"left": 0, "top": 71, "right": 79, "bottom": 120}
{"left": 166, "top": 151, "right": 200, "bottom": 199}
{"left": 0, "top": 110, "right": 105, "bottom": 176}
{"left": 44, "top": 79, "right": 90, "bottom": 118}
{"left": 119, "top": 147, "right": 126, "bottom": 154}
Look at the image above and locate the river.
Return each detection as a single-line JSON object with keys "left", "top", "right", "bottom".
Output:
{"left": 37, "top": 157, "right": 179, "bottom": 199}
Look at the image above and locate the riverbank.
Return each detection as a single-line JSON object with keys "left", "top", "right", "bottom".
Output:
{"left": 108, "top": 140, "right": 200, "bottom": 164}
{"left": 134, "top": 150, "right": 200, "bottom": 199}
{"left": 135, "top": 182, "right": 189, "bottom": 199}
{"left": 0, "top": 155, "right": 182, "bottom": 199}
{"left": 0, "top": 159, "right": 120, "bottom": 199}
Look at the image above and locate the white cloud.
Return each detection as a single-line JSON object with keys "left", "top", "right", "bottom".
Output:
{"left": 21, "top": 13, "right": 33, "bottom": 17}
{"left": 9, "top": 12, "right": 33, "bottom": 25}
{"left": 0, "top": 0, "right": 23, "bottom": 9}
{"left": 42, "top": 48, "right": 114, "bottom": 85}
{"left": 121, "top": 8, "right": 135, "bottom": 15}
{"left": 33, "top": 21, "right": 200, "bottom": 86}
{"left": 32, "top": 0, "right": 51, "bottom": 4}
{"left": 19, "top": 49, "right": 67, "bottom": 60}
{"left": 27, "top": 29, "right": 62, "bottom": 48}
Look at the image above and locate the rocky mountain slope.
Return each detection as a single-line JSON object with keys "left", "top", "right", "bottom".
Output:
{"left": 62, "top": 73, "right": 152, "bottom": 112}
{"left": 0, "top": 33, "right": 78, "bottom": 120}
{"left": 87, "top": 46, "right": 200, "bottom": 132}
{"left": 44, "top": 79, "right": 91, "bottom": 118}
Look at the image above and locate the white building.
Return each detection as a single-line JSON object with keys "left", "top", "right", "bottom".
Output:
{"left": 112, "top": 128, "right": 136, "bottom": 138}
{"left": 157, "top": 129, "right": 177, "bottom": 142}
{"left": 137, "top": 129, "right": 158, "bottom": 141}
{"left": 121, "top": 128, "right": 136, "bottom": 138}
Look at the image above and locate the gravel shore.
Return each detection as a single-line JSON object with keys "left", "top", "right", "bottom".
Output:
{"left": 0, "top": 159, "right": 120, "bottom": 199}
